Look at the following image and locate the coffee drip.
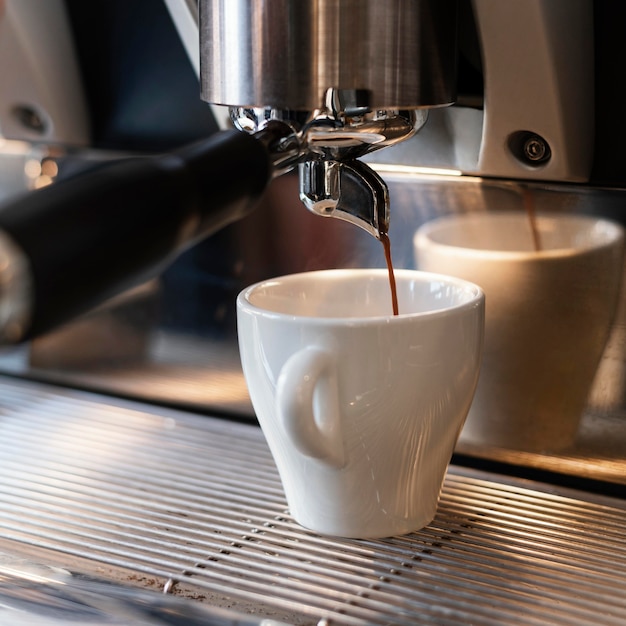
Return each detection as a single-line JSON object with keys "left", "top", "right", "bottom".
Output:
{"left": 380, "top": 231, "right": 399, "bottom": 316}
{"left": 523, "top": 189, "right": 542, "bottom": 251}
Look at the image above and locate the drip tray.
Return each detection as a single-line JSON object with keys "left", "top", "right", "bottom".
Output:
{"left": 0, "top": 376, "right": 625, "bottom": 625}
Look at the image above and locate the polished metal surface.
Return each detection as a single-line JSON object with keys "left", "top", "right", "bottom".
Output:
{"left": 200, "top": 0, "right": 457, "bottom": 110}
{"left": 0, "top": 376, "right": 625, "bottom": 625}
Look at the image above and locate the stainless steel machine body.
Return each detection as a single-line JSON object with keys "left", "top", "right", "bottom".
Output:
{"left": 200, "top": 0, "right": 459, "bottom": 239}
{"left": 200, "top": 0, "right": 458, "bottom": 110}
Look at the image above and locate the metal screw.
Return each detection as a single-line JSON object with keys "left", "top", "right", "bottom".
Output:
{"left": 522, "top": 135, "right": 549, "bottom": 163}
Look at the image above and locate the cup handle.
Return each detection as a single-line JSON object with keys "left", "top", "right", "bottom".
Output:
{"left": 276, "top": 346, "right": 346, "bottom": 469}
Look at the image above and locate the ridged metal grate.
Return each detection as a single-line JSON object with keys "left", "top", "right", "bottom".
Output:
{"left": 0, "top": 376, "right": 625, "bottom": 625}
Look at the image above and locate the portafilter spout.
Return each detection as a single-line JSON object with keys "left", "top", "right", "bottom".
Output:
{"left": 200, "top": 0, "right": 458, "bottom": 239}
{"left": 298, "top": 159, "right": 392, "bottom": 240}
{"left": 233, "top": 92, "right": 427, "bottom": 238}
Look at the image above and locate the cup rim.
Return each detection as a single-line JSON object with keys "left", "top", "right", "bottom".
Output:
{"left": 237, "top": 268, "right": 484, "bottom": 324}
{"left": 414, "top": 211, "right": 625, "bottom": 261}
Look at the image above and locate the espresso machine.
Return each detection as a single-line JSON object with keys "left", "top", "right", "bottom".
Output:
{"left": 0, "top": 1, "right": 626, "bottom": 623}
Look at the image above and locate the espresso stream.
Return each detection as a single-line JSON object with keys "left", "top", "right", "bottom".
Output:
{"left": 382, "top": 196, "right": 540, "bottom": 318}
{"left": 380, "top": 232, "right": 399, "bottom": 316}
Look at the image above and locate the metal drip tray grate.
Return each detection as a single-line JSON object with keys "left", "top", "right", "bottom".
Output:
{"left": 0, "top": 376, "right": 625, "bottom": 625}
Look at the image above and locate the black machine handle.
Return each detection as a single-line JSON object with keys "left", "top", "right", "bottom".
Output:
{"left": 0, "top": 130, "right": 272, "bottom": 341}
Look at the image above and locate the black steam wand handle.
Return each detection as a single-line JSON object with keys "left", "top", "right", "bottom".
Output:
{"left": 0, "top": 129, "right": 276, "bottom": 341}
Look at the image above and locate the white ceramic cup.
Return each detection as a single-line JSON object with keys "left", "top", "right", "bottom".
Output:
{"left": 237, "top": 269, "right": 484, "bottom": 538}
{"left": 414, "top": 211, "right": 624, "bottom": 453}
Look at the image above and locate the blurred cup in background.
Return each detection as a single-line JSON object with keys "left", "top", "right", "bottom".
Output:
{"left": 414, "top": 211, "right": 624, "bottom": 453}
